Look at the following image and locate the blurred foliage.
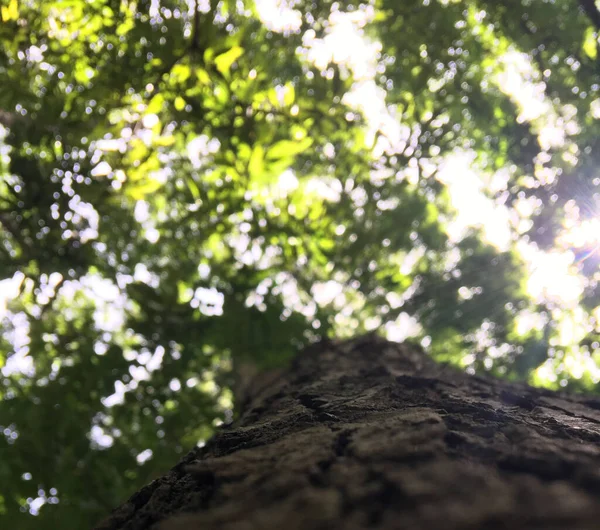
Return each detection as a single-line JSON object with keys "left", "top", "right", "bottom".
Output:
{"left": 0, "top": 0, "right": 599, "bottom": 526}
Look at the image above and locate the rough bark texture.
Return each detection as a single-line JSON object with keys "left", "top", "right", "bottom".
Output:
{"left": 96, "top": 334, "right": 600, "bottom": 530}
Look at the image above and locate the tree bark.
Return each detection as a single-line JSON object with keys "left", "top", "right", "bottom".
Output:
{"left": 95, "top": 334, "right": 600, "bottom": 530}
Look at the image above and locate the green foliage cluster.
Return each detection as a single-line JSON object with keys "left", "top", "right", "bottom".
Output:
{"left": 0, "top": 0, "right": 599, "bottom": 526}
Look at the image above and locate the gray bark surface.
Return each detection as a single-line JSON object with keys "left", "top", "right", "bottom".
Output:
{"left": 96, "top": 334, "right": 600, "bottom": 530}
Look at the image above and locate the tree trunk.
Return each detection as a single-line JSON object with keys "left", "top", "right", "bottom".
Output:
{"left": 95, "top": 334, "right": 600, "bottom": 530}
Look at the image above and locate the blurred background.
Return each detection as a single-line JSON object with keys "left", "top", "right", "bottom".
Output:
{"left": 1, "top": 0, "right": 600, "bottom": 527}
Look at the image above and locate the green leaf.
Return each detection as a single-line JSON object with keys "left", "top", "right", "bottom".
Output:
{"left": 583, "top": 27, "right": 598, "bottom": 59}
{"left": 127, "top": 178, "right": 163, "bottom": 200}
{"left": 197, "top": 68, "right": 211, "bottom": 85}
{"left": 266, "top": 138, "right": 313, "bottom": 160}
{"left": 171, "top": 64, "right": 191, "bottom": 83}
{"left": 154, "top": 135, "right": 175, "bottom": 147}
{"left": 283, "top": 83, "right": 295, "bottom": 106}
{"left": 116, "top": 17, "right": 135, "bottom": 36}
{"left": 147, "top": 94, "right": 165, "bottom": 114}
{"left": 174, "top": 96, "right": 186, "bottom": 111}
{"left": 1, "top": 0, "right": 18, "bottom": 21}
{"left": 248, "top": 145, "right": 265, "bottom": 179}
{"left": 177, "top": 281, "right": 194, "bottom": 303}
{"left": 187, "top": 179, "right": 201, "bottom": 200}
{"left": 214, "top": 46, "right": 244, "bottom": 77}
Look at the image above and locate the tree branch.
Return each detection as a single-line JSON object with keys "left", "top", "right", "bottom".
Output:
{"left": 579, "top": 0, "right": 600, "bottom": 30}
{"left": 191, "top": 0, "right": 201, "bottom": 52}
{"left": 0, "top": 110, "right": 17, "bottom": 128}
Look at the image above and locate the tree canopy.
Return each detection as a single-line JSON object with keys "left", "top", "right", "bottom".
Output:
{"left": 0, "top": 0, "right": 599, "bottom": 527}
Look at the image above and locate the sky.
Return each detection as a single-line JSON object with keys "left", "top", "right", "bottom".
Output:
{"left": 0, "top": 0, "right": 595, "bottom": 339}
{"left": 0, "top": 1, "right": 595, "bottom": 349}
{"left": 238, "top": 0, "right": 600, "bottom": 387}
{"left": 1, "top": 0, "right": 600, "bottom": 443}
{"left": 253, "top": 0, "right": 597, "bottom": 339}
